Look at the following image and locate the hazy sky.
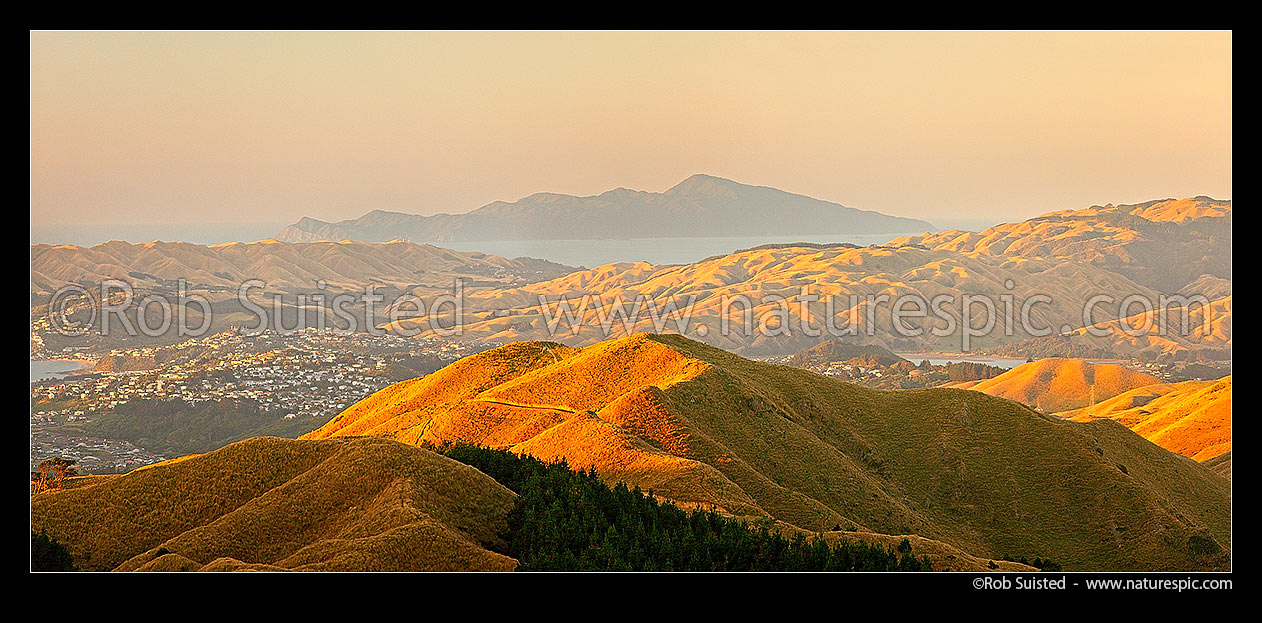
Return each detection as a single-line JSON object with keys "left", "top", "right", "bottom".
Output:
{"left": 30, "top": 30, "right": 1231, "bottom": 230}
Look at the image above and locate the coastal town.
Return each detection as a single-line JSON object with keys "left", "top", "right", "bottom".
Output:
{"left": 766, "top": 342, "right": 1229, "bottom": 391}
{"left": 30, "top": 327, "right": 498, "bottom": 474}
{"left": 32, "top": 326, "right": 1229, "bottom": 476}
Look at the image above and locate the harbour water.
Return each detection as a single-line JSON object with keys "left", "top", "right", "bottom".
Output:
{"left": 31, "top": 360, "right": 91, "bottom": 382}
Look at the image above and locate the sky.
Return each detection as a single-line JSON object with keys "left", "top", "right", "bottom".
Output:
{"left": 30, "top": 30, "right": 1231, "bottom": 235}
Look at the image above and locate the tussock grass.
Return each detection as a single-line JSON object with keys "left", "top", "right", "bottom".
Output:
{"left": 31, "top": 437, "right": 517, "bottom": 572}
{"left": 967, "top": 358, "right": 1162, "bottom": 412}
{"left": 1061, "top": 376, "right": 1231, "bottom": 462}
{"left": 306, "top": 333, "right": 1230, "bottom": 571}
{"left": 1202, "top": 451, "right": 1231, "bottom": 478}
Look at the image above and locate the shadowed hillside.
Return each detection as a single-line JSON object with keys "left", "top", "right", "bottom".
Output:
{"left": 30, "top": 437, "right": 517, "bottom": 572}
{"left": 305, "top": 333, "right": 1230, "bottom": 571}
{"left": 1203, "top": 452, "right": 1231, "bottom": 478}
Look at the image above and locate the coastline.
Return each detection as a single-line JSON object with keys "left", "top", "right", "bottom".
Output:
{"left": 30, "top": 358, "right": 96, "bottom": 382}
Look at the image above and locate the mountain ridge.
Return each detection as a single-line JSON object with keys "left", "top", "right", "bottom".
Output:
{"left": 275, "top": 175, "right": 936, "bottom": 243}
{"left": 888, "top": 196, "right": 1231, "bottom": 293}
{"left": 303, "top": 332, "right": 1230, "bottom": 571}
{"left": 1061, "top": 376, "right": 1231, "bottom": 463}
{"left": 30, "top": 436, "right": 519, "bottom": 572}
{"left": 30, "top": 238, "right": 574, "bottom": 300}
{"left": 955, "top": 358, "right": 1164, "bottom": 412}
{"left": 393, "top": 242, "right": 1174, "bottom": 357}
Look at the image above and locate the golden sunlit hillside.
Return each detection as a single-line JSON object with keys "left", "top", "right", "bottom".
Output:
{"left": 29, "top": 239, "right": 572, "bottom": 300}
{"left": 1063, "top": 296, "right": 1231, "bottom": 357}
{"left": 30, "top": 437, "right": 517, "bottom": 572}
{"left": 29, "top": 30, "right": 1232, "bottom": 579}
{"left": 29, "top": 239, "right": 574, "bottom": 352}
{"left": 392, "top": 243, "right": 1168, "bottom": 357}
{"left": 305, "top": 333, "right": 1230, "bottom": 571}
{"left": 1061, "top": 376, "right": 1231, "bottom": 463}
{"left": 1126, "top": 197, "right": 1232, "bottom": 223}
{"left": 888, "top": 197, "right": 1231, "bottom": 293}
{"left": 958, "top": 358, "right": 1162, "bottom": 412}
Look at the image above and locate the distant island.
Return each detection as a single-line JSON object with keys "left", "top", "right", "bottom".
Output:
{"left": 275, "top": 174, "right": 935, "bottom": 243}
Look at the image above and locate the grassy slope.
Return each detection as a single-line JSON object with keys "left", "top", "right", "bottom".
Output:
{"left": 402, "top": 244, "right": 1168, "bottom": 357}
{"left": 1203, "top": 452, "right": 1232, "bottom": 478}
{"left": 31, "top": 437, "right": 516, "bottom": 572}
{"left": 306, "top": 333, "right": 1230, "bottom": 571}
{"left": 1061, "top": 376, "right": 1231, "bottom": 462}
{"left": 81, "top": 398, "right": 334, "bottom": 457}
{"left": 965, "top": 358, "right": 1162, "bottom": 412}
{"left": 887, "top": 197, "right": 1231, "bottom": 293}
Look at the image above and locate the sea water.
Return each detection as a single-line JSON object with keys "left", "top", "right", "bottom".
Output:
{"left": 30, "top": 360, "right": 90, "bottom": 382}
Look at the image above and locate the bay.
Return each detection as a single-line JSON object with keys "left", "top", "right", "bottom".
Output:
{"left": 31, "top": 360, "right": 91, "bottom": 382}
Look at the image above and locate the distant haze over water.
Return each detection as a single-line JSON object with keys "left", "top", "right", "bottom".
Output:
{"left": 925, "top": 218, "right": 1004, "bottom": 232}
{"left": 30, "top": 223, "right": 290, "bottom": 247}
{"left": 31, "top": 360, "right": 90, "bottom": 382}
